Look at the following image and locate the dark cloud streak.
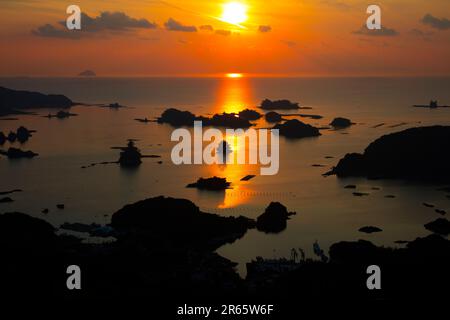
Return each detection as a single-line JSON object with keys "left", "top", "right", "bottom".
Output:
{"left": 164, "top": 18, "right": 197, "bottom": 32}
{"left": 32, "top": 11, "right": 157, "bottom": 39}
{"left": 422, "top": 14, "right": 450, "bottom": 30}
{"left": 258, "top": 25, "right": 272, "bottom": 33}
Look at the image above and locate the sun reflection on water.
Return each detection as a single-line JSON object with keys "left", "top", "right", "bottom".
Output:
{"left": 216, "top": 75, "right": 252, "bottom": 114}
{"left": 209, "top": 75, "right": 259, "bottom": 208}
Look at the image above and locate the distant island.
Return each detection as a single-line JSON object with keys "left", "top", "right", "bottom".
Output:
{"left": 78, "top": 70, "right": 96, "bottom": 77}
{"left": 0, "top": 86, "right": 74, "bottom": 117}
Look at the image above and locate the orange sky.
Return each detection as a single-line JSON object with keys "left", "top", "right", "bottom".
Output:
{"left": 0, "top": 0, "right": 449, "bottom": 76}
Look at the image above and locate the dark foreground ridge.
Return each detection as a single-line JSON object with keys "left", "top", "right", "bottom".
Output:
{"left": 0, "top": 195, "right": 449, "bottom": 305}
{"left": 111, "top": 196, "right": 255, "bottom": 250}
{"left": 327, "top": 126, "right": 450, "bottom": 181}
{"left": 0, "top": 86, "right": 74, "bottom": 116}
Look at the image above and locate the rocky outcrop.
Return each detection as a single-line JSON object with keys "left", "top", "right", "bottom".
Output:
{"left": 7, "top": 131, "right": 17, "bottom": 142}
{"left": 273, "top": 119, "right": 321, "bottom": 139}
{"left": 186, "top": 177, "right": 231, "bottom": 190}
{"left": 16, "top": 126, "right": 34, "bottom": 143}
{"left": 157, "top": 108, "right": 197, "bottom": 126}
{"left": 260, "top": 99, "right": 300, "bottom": 110}
{"left": 329, "top": 117, "right": 353, "bottom": 128}
{"left": 208, "top": 113, "right": 252, "bottom": 128}
{"left": 157, "top": 108, "right": 252, "bottom": 128}
{"left": 108, "top": 102, "right": 125, "bottom": 109}
{"left": 265, "top": 111, "right": 283, "bottom": 123}
{"left": 256, "top": 202, "right": 296, "bottom": 233}
{"left": 46, "top": 110, "right": 78, "bottom": 119}
{"left": 119, "top": 140, "right": 142, "bottom": 167}
{"left": 327, "top": 126, "right": 450, "bottom": 181}
{"left": 238, "top": 109, "right": 262, "bottom": 121}
{"left": 359, "top": 226, "right": 382, "bottom": 233}
{"left": 0, "top": 147, "right": 38, "bottom": 159}
{"left": 0, "top": 86, "right": 73, "bottom": 116}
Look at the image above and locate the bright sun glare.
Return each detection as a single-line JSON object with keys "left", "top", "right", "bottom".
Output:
{"left": 226, "top": 73, "right": 243, "bottom": 78}
{"left": 221, "top": 2, "right": 248, "bottom": 25}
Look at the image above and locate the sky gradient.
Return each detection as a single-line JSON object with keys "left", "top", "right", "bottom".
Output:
{"left": 0, "top": 0, "right": 449, "bottom": 76}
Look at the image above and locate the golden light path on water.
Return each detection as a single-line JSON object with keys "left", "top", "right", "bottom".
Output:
{"left": 209, "top": 74, "right": 260, "bottom": 208}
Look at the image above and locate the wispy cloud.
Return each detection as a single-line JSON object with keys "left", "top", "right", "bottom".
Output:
{"left": 32, "top": 24, "right": 82, "bottom": 39}
{"left": 319, "top": 0, "right": 351, "bottom": 10}
{"left": 409, "top": 28, "right": 434, "bottom": 39}
{"left": 353, "top": 25, "right": 398, "bottom": 37}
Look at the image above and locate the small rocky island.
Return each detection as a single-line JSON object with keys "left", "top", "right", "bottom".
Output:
{"left": 1, "top": 127, "right": 35, "bottom": 144}
{"left": 359, "top": 226, "right": 383, "bottom": 234}
{"left": 238, "top": 109, "right": 262, "bottom": 121}
{"left": 106, "top": 102, "right": 126, "bottom": 109}
{"left": 273, "top": 119, "right": 321, "bottom": 139}
{"left": 256, "top": 202, "right": 296, "bottom": 233}
{"left": 157, "top": 108, "right": 253, "bottom": 128}
{"left": 260, "top": 99, "right": 300, "bottom": 110}
{"left": 0, "top": 147, "right": 38, "bottom": 159}
{"left": 186, "top": 177, "right": 231, "bottom": 190}
{"left": 16, "top": 126, "right": 34, "bottom": 142}
{"left": 329, "top": 117, "right": 353, "bottom": 129}
{"left": 265, "top": 111, "right": 283, "bottom": 123}
{"left": 327, "top": 126, "right": 450, "bottom": 182}
{"left": 118, "top": 140, "right": 142, "bottom": 167}
{"left": 45, "top": 110, "right": 78, "bottom": 119}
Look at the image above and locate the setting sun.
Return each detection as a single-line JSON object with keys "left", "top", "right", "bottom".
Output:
{"left": 220, "top": 2, "right": 248, "bottom": 26}
{"left": 226, "top": 73, "right": 243, "bottom": 78}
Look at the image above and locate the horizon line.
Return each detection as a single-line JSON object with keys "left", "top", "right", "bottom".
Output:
{"left": 1, "top": 73, "right": 450, "bottom": 79}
